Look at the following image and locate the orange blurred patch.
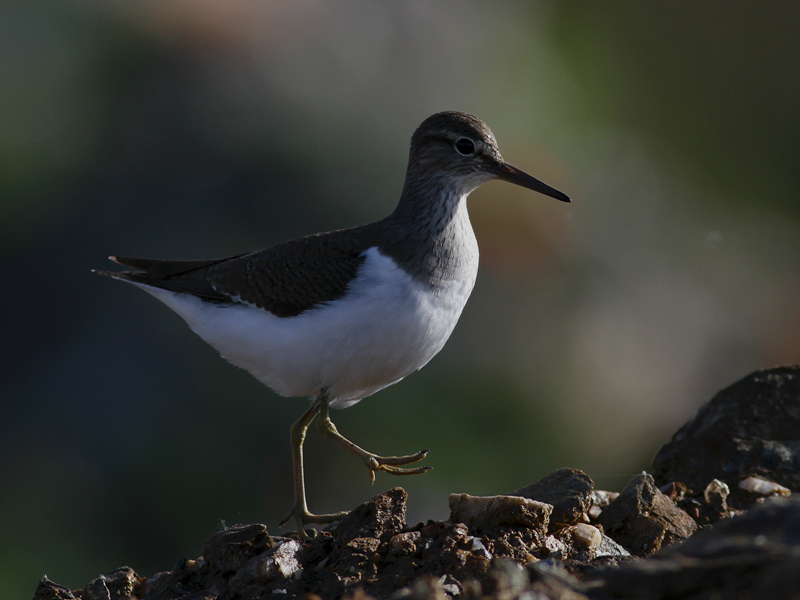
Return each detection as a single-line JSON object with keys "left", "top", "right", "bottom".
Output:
{"left": 470, "top": 183, "right": 568, "bottom": 278}
{"left": 769, "top": 283, "right": 800, "bottom": 363}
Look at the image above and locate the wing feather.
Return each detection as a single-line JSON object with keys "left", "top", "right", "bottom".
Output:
{"left": 101, "top": 225, "right": 379, "bottom": 317}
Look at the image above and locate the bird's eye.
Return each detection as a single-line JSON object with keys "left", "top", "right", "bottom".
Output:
{"left": 454, "top": 138, "right": 475, "bottom": 155}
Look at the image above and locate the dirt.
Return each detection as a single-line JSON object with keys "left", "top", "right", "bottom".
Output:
{"left": 34, "top": 366, "right": 800, "bottom": 600}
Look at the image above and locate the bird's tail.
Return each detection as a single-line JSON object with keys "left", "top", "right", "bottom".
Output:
{"left": 93, "top": 255, "right": 235, "bottom": 301}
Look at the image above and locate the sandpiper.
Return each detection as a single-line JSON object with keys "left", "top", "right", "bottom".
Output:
{"left": 96, "top": 111, "right": 570, "bottom": 536}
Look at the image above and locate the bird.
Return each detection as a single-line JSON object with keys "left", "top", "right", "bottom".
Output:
{"left": 96, "top": 111, "right": 570, "bottom": 537}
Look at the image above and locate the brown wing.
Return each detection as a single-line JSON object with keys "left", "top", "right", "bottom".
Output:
{"left": 101, "top": 226, "right": 377, "bottom": 317}
{"left": 202, "top": 229, "right": 374, "bottom": 317}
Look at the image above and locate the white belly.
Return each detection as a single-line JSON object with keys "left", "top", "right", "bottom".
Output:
{"left": 134, "top": 246, "right": 478, "bottom": 408}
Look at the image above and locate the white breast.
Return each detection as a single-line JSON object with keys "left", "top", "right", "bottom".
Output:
{"left": 135, "top": 239, "right": 479, "bottom": 408}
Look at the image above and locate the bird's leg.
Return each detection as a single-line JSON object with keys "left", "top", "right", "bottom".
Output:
{"left": 317, "top": 394, "right": 431, "bottom": 484}
{"left": 279, "top": 390, "right": 349, "bottom": 539}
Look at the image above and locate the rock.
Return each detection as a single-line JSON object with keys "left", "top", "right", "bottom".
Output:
{"left": 468, "top": 536, "right": 493, "bottom": 561}
{"left": 594, "top": 534, "right": 630, "bottom": 559}
{"left": 739, "top": 475, "right": 792, "bottom": 498}
{"left": 83, "top": 576, "right": 111, "bottom": 600}
{"left": 335, "top": 487, "right": 408, "bottom": 546}
{"left": 313, "top": 488, "right": 409, "bottom": 595}
{"left": 588, "top": 490, "right": 619, "bottom": 521}
{"left": 597, "top": 473, "right": 697, "bottom": 556}
{"left": 458, "top": 558, "right": 591, "bottom": 600}
{"left": 653, "top": 365, "right": 800, "bottom": 499}
{"left": 416, "top": 521, "right": 488, "bottom": 575}
{"left": 34, "top": 577, "right": 78, "bottom": 600}
{"left": 477, "top": 559, "right": 530, "bottom": 599}
{"left": 511, "top": 468, "right": 594, "bottom": 530}
{"left": 35, "top": 568, "right": 143, "bottom": 600}
{"left": 33, "top": 448, "right": 799, "bottom": 600}
{"left": 448, "top": 494, "right": 552, "bottom": 536}
{"left": 331, "top": 536, "right": 382, "bottom": 581}
{"left": 590, "top": 490, "right": 619, "bottom": 507}
{"left": 228, "top": 538, "right": 302, "bottom": 591}
{"left": 203, "top": 523, "right": 275, "bottom": 576}
{"left": 96, "top": 567, "right": 142, "bottom": 600}
{"left": 702, "top": 479, "right": 730, "bottom": 510}
{"left": 134, "top": 571, "right": 171, "bottom": 598}
{"left": 135, "top": 556, "right": 208, "bottom": 598}
{"left": 566, "top": 524, "right": 602, "bottom": 551}
{"left": 658, "top": 482, "right": 690, "bottom": 501}
{"left": 679, "top": 478, "right": 732, "bottom": 525}
{"left": 539, "top": 524, "right": 624, "bottom": 563}
{"left": 541, "top": 534, "right": 569, "bottom": 560}
{"left": 525, "top": 560, "right": 591, "bottom": 600}
{"left": 588, "top": 497, "right": 800, "bottom": 599}
{"left": 388, "top": 531, "right": 421, "bottom": 556}
{"left": 390, "top": 575, "right": 453, "bottom": 600}
{"left": 547, "top": 524, "right": 603, "bottom": 562}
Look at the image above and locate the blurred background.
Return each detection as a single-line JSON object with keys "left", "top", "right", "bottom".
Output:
{"left": 3, "top": 0, "right": 800, "bottom": 594}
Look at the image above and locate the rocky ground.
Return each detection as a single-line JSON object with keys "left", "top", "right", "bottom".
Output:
{"left": 35, "top": 365, "right": 800, "bottom": 600}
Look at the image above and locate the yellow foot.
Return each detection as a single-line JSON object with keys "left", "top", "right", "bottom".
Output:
{"left": 279, "top": 504, "right": 349, "bottom": 540}
{"left": 317, "top": 409, "right": 432, "bottom": 484}
{"left": 362, "top": 449, "right": 432, "bottom": 484}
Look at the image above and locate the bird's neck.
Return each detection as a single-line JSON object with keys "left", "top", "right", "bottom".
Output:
{"left": 379, "top": 171, "right": 479, "bottom": 286}
{"left": 389, "top": 171, "right": 473, "bottom": 238}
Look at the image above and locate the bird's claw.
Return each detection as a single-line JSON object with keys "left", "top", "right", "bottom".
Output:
{"left": 279, "top": 504, "right": 348, "bottom": 540}
{"left": 364, "top": 450, "right": 432, "bottom": 484}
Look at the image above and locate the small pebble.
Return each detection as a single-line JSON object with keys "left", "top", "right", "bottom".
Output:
{"left": 571, "top": 524, "right": 602, "bottom": 550}
{"left": 704, "top": 479, "right": 730, "bottom": 511}
{"left": 591, "top": 490, "right": 619, "bottom": 507}
{"left": 738, "top": 477, "right": 791, "bottom": 497}
{"left": 389, "top": 531, "right": 420, "bottom": 554}
{"left": 448, "top": 493, "right": 552, "bottom": 531}
{"left": 542, "top": 535, "right": 568, "bottom": 559}
{"left": 468, "top": 536, "right": 493, "bottom": 560}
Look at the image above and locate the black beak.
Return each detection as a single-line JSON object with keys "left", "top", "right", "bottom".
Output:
{"left": 494, "top": 162, "right": 571, "bottom": 203}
